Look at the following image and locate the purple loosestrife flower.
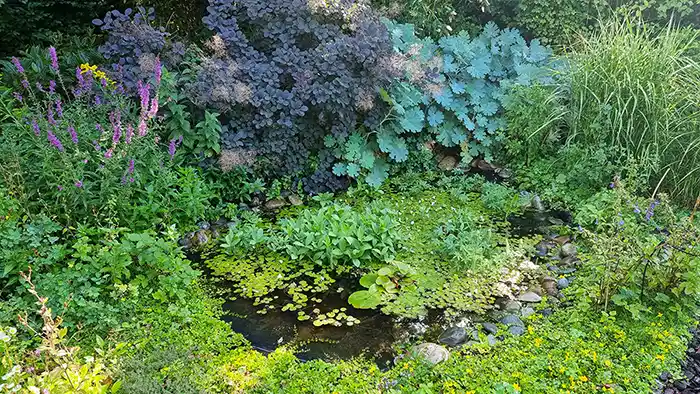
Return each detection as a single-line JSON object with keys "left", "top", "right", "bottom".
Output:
{"left": 129, "top": 177, "right": 134, "bottom": 183}
{"left": 101, "top": 78, "right": 108, "bottom": 89}
{"left": 49, "top": 80, "right": 56, "bottom": 94}
{"left": 75, "top": 180, "right": 83, "bottom": 188}
{"left": 154, "top": 57, "right": 162, "bottom": 84}
{"left": 12, "top": 92, "right": 22, "bottom": 102}
{"left": 138, "top": 117, "right": 147, "bottom": 137}
{"left": 94, "top": 95, "right": 101, "bottom": 106}
{"left": 55, "top": 99, "right": 62, "bottom": 118}
{"left": 93, "top": 140, "right": 101, "bottom": 151}
{"left": 168, "top": 138, "right": 177, "bottom": 159}
{"left": 46, "top": 130, "right": 64, "bottom": 152}
{"left": 11, "top": 57, "right": 24, "bottom": 73}
{"left": 21, "top": 79, "right": 29, "bottom": 89}
{"left": 634, "top": 204, "right": 641, "bottom": 214}
{"left": 104, "top": 148, "right": 113, "bottom": 159}
{"left": 137, "top": 81, "right": 150, "bottom": 114}
{"left": 95, "top": 123, "right": 104, "bottom": 134}
{"left": 125, "top": 125, "right": 134, "bottom": 144}
{"left": 47, "top": 107, "right": 56, "bottom": 126}
{"left": 147, "top": 97, "right": 159, "bottom": 119}
{"left": 109, "top": 111, "right": 122, "bottom": 145}
{"left": 57, "top": 185, "right": 63, "bottom": 191}
{"left": 128, "top": 158, "right": 135, "bottom": 174}
{"left": 48, "top": 47, "right": 59, "bottom": 71}
{"left": 67, "top": 125, "right": 78, "bottom": 144}
{"left": 31, "top": 119, "right": 40, "bottom": 136}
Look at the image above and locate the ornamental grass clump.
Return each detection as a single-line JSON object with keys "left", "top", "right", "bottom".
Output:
{"left": 561, "top": 17, "right": 700, "bottom": 204}
{"left": 0, "top": 47, "right": 210, "bottom": 228}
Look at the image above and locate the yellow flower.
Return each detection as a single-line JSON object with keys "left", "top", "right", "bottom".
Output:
{"left": 534, "top": 337, "right": 543, "bottom": 347}
{"left": 604, "top": 360, "right": 612, "bottom": 367}
{"left": 579, "top": 376, "right": 588, "bottom": 382}
{"left": 513, "top": 383, "right": 521, "bottom": 392}
{"left": 656, "top": 354, "right": 665, "bottom": 361}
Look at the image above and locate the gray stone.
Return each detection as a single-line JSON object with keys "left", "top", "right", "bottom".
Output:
{"left": 531, "top": 195, "right": 545, "bottom": 212}
{"left": 413, "top": 343, "right": 450, "bottom": 365}
{"left": 438, "top": 155, "right": 458, "bottom": 171}
{"left": 194, "top": 230, "right": 210, "bottom": 246}
{"left": 438, "top": 327, "right": 467, "bottom": 347}
{"left": 521, "top": 307, "right": 536, "bottom": 318}
{"left": 541, "top": 276, "right": 558, "bottom": 296}
{"left": 557, "top": 278, "right": 570, "bottom": 289}
{"left": 487, "top": 334, "right": 498, "bottom": 346}
{"left": 508, "top": 325, "right": 526, "bottom": 336}
{"left": 541, "top": 308, "right": 554, "bottom": 317}
{"left": 504, "top": 300, "right": 522, "bottom": 313}
{"left": 482, "top": 322, "right": 498, "bottom": 335}
{"left": 560, "top": 243, "right": 577, "bottom": 257}
{"left": 288, "top": 194, "right": 304, "bottom": 206}
{"left": 264, "top": 198, "right": 287, "bottom": 210}
{"left": 535, "top": 241, "right": 549, "bottom": 257}
{"left": 560, "top": 255, "right": 576, "bottom": 266}
{"left": 198, "top": 221, "right": 211, "bottom": 230}
{"left": 500, "top": 314, "right": 524, "bottom": 327}
{"left": 517, "top": 292, "right": 542, "bottom": 303}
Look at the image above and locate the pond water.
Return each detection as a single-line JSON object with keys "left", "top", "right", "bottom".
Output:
{"left": 219, "top": 286, "right": 397, "bottom": 367}
{"left": 201, "top": 204, "right": 572, "bottom": 365}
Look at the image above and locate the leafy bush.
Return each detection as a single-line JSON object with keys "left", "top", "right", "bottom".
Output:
{"left": 0, "top": 48, "right": 213, "bottom": 229}
{"left": 221, "top": 212, "right": 269, "bottom": 257}
{"left": 279, "top": 202, "right": 399, "bottom": 268}
{"left": 1, "top": 271, "right": 121, "bottom": 394}
{"left": 558, "top": 18, "right": 700, "bottom": 203}
{"left": 190, "top": 0, "right": 396, "bottom": 193}
{"left": 93, "top": 6, "right": 186, "bottom": 91}
{"left": 333, "top": 21, "right": 552, "bottom": 186}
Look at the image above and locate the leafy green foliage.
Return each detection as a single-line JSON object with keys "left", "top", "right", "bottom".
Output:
{"left": 279, "top": 202, "right": 399, "bottom": 268}
{"left": 334, "top": 21, "right": 552, "bottom": 186}
{"left": 348, "top": 261, "right": 418, "bottom": 309}
{"left": 221, "top": 212, "right": 269, "bottom": 257}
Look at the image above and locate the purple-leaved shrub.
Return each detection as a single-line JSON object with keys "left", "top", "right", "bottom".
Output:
{"left": 190, "top": 0, "right": 396, "bottom": 193}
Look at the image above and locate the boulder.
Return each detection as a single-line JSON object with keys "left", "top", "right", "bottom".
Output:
{"left": 531, "top": 195, "right": 545, "bottom": 212}
{"left": 438, "top": 155, "right": 458, "bottom": 171}
{"left": 508, "top": 325, "right": 526, "bottom": 336}
{"left": 557, "top": 278, "right": 570, "bottom": 289}
{"left": 560, "top": 243, "right": 577, "bottom": 258}
{"left": 264, "top": 198, "right": 287, "bottom": 210}
{"left": 482, "top": 322, "right": 498, "bottom": 335}
{"left": 438, "top": 327, "right": 468, "bottom": 347}
{"left": 413, "top": 343, "right": 450, "bottom": 365}
{"left": 518, "top": 292, "right": 542, "bottom": 303}
{"left": 500, "top": 314, "right": 524, "bottom": 327}
{"left": 521, "top": 307, "right": 536, "bottom": 318}
{"left": 288, "top": 194, "right": 304, "bottom": 206}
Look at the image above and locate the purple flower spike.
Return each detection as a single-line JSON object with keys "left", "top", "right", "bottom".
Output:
{"left": 128, "top": 158, "right": 135, "bottom": 174}
{"left": 48, "top": 47, "right": 59, "bottom": 71}
{"left": 68, "top": 125, "right": 78, "bottom": 144}
{"left": 96, "top": 123, "right": 104, "bottom": 134}
{"left": 95, "top": 95, "right": 101, "bottom": 106}
{"left": 47, "top": 107, "right": 57, "bottom": 126}
{"left": 31, "top": 119, "right": 40, "bottom": 136}
{"left": 137, "top": 81, "right": 150, "bottom": 114}
{"left": 147, "top": 97, "right": 159, "bottom": 119}
{"left": 75, "top": 180, "right": 83, "bottom": 188}
{"left": 104, "top": 148, "right": 113, "bottom": 159}
{"left": 125, "top": 124, "right": 134, "bottom": 144}
{"left": 129, "top": 177, "right": 135, "bottom": 183}
{"left": 168, "top": 138, "right": 177, "bottom": 159}
{"left": 21, "top": 79, "right": 29, "bottom": 89}
{"left": 11, "top": 57, "right": 24, "bottom": 73}
{"left": 12, "top": 92, "right": 22, "bottom": 102}
{"left": 93, "top": 140, "right": 101, "bottom": 152}
{"left": 49, "top": 80, "right": 56, "bottom": 94}
{"left": 138, "top": 117, "right": 147, "bottom": 137}
{"left": 55, "top": 99, "right": 63, "bottom": 118}
{"left": 109, "top": 111, "right": 122, "bottom": 145}
{"left": 47, "top": 130, "right": 64, "bottom": 152}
